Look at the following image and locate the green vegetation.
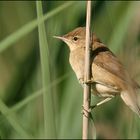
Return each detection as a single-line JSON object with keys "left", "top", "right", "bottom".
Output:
{"left": 0, "top": 1, "right": 140, "bottom": 139}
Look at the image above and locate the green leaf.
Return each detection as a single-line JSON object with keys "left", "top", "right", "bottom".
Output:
{"left": 0, "top": 99, "right": 32, "bottom": 138}
{"left": 36, "top": 1, "right": 56, "bottom": 138}
{"left": 0, "top": 2, "right": 74, "bottom": 53}
{"left": 109, "top": 2, "right": 137, "bottom": 52}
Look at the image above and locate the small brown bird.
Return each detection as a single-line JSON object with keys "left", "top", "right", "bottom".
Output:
{"left": 54, "top": 27, "right": 140, "bottom": 117}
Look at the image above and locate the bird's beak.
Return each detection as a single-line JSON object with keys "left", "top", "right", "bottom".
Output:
{"left": 53, "top": 35, "right": 69, "bottom": 43}
{"left": 53, "top": 36, "right": 64, "bottom": 40}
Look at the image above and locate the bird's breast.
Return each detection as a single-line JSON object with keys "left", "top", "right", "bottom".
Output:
{"left": 69, "top": 48, "right": 85, "bottom": 80}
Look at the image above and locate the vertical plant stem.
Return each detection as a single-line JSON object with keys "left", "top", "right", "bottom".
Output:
{"left": 82, "top": 1, "right": 92, "bottom": 139}
{"left": 36, "top": 1, "right": 56, "bottom": 138}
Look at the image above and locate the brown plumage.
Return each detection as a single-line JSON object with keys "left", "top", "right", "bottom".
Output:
{"left": 54, "top": 27, "right": 140, "bottom": 117}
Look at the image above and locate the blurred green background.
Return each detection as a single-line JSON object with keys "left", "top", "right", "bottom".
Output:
{"left": 0, "top": 1, "right": 140, "bottom": 139}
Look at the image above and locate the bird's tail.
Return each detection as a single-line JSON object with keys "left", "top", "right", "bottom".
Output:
{"left": 121, "top": 87, "right": 140, "bottom": 117}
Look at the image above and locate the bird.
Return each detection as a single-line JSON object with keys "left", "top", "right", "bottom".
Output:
{"left": 54, "top": 27, "right": 140, "bottom": 117}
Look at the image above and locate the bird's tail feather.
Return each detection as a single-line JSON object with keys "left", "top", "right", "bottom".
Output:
{"left": 121, "top": 88, "right": 140, "bottom": 117}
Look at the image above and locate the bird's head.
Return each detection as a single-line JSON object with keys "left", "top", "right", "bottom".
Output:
{"left": 54, "top": 27, "right": 101, "bottom": 51}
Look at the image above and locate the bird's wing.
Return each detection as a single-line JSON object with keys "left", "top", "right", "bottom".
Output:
{"left": 132, "top": 79, "right": 140, "bottom": 89}
{"left": 93, "top": 49, "right": 127, "bottom": 81}
{"left": 92, "top": 46, "right": 140, "bottom": 89}
{"left": 91, "top": 45, "right": 139, "bottom": 89}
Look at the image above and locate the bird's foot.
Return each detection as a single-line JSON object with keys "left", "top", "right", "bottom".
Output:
{"left": 82, "top": 104, "right": 97, "bottom": 113}
{"left": 84, "top": 79, "right": 94, "bottom": 85}
{"left": 79, "top": 78, "right": 94, "bottom": 85}
{"left": 81, "top": 105, "right": 96, "bottom": 120}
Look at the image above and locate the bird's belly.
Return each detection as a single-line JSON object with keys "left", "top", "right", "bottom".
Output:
{"left": 69, "top": 50, "right": 85, "bottom": 81}
{"left": 92, "top": 83, "right": 120, "bottom": 98}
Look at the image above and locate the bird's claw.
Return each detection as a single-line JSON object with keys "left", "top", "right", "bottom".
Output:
{"left": 81, "top": 110, "right": 89, "bottom": 118}
{"left": 82, "top": 105, "right": 91, "bottom": 113}
{"left": 82, "top": 104, "right": 96, "bottom": 114}
{"left": 81, "top": 105, "right": 95, "bottom": 120}
{"left": 84, "top": 79, "right": 94, "bottom": 85}
{"left": 79, "top": 78, "right": 94, "bottom": 85}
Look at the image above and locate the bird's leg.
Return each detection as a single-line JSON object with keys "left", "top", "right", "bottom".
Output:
{"left": 82, "top": 97, "right": 113, "bottom": 113}
{"left": 85, "top": 77, "right": 94, "bottom": 84}
{"left": 81, "top": 111, "right": 94, "bottom": 121}
{"left": 90, "top": 97, "right": 113, "bottom": 111}
{"left": 79, "top": 78, "right": 94, "bottom": 85}
{"left": 81, "top": 104, "right": 94, "bottom": 121}
{"left": 84, "top": 79, "right": 94, "bottom": 84}
{"left": 82, "top": 97, "right": 113, "bottom": 120}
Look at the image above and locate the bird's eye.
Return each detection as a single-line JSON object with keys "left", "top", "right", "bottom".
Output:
{"left": 73, "top": 36, "right": 78, "bottom": 41}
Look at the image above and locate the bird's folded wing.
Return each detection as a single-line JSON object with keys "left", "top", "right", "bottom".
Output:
{"left": 91, "top": 46, "right": 139, "bottom": 89}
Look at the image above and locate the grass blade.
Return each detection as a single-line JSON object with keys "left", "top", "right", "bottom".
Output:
{"left": 0, "top": 73, "right": 69, "bottom": 129}
{"left": 0, "top": 1, "right": 74, "bottom": 53}
{"left": 109, "top": 2, "right": 136, "bottom": 52}
{"left": 6, "top": 73, "right": 69, "bottom": 116}
{"left": 0, "top": 99, "right": 32, "bottom": 138}
{"left": 36, "top": 1, "right": 56, "bottom": 138}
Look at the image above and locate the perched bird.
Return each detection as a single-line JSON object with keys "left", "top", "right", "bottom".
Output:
{"left": 54, "top": 27, "right": 140, "bottom": 117}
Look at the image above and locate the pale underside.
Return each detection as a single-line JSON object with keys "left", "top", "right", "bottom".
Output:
{"left": 69, "top": 45, "right": 138, "bottom": 98}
